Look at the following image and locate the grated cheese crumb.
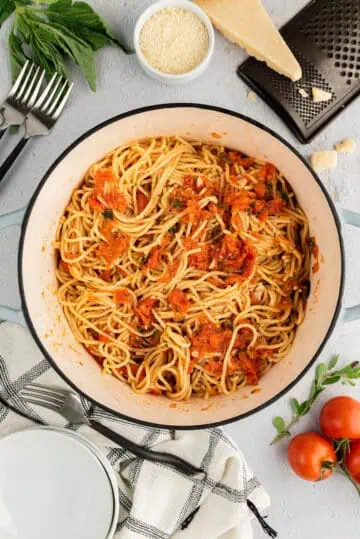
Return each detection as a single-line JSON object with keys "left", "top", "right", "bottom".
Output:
{"left": 335, "top": 138, "right": 356, "bottom": 154}
{"left": 312, "top": 87, "right": 332, "bottom": 103}
{"left": 311, "top": 150, "right": 337, "bottom": 171}
{"left": 247, "top": 91, "right": 257, "bottom": 102}
{"left": 298, "top": 88, "right": 309, "bottom": 98}
{"left": 139, "top": 8, "right": 209, "bottom": 75}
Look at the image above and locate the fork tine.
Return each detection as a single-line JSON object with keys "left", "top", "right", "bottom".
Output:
{"left": 26, "top": 68, "right": 46, "bottom": 109}
{"left": 41, "top": 75, "right": 63, "bottom": 113}
{"left": 22, "top": 387, "right": 65, "bottom": 405}
{"left": 33, "top": 72, "right": 59, "bottom": 110}
{"left": 45, "top": 79, "right": 69, "bottom": 116}
{"left": 21, "top": 66, "right": 42, "bottom": 105}
{"left": 16, "top": 63, "right": 35, "bottom": 101}
{"left": 8, "top": 60, "right": 30, "bottom": 98}
{"left": 25, "top": 382, "right": 68, "bottom": 400}
{"left": 21, "top": 388, "right": 63, "bottom": 407}
{"left": 21, "top": 395, "right": 61, "bottom": 413}
{"left": 51, "top": 81, "right": 74, "bottom": 120}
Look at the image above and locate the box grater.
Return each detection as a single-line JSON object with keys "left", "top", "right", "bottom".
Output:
{"left": 238, "top": 0, "right": 360, "bottom": 144}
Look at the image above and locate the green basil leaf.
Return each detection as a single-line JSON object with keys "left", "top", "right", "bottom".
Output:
{"left": 322, "top": 374, "right": 341, "bottom": 385}
{"left": 9, "top": 30, "right": 28, "bottom": 80}
{"left": 17, "top": 9, "right": 96, "bottom": 89}
{"left": 315, "top": 363, "right": 327, "bottom": 384}
{"left": 328, "top": 354, "right": 339, "bottom": 370}
{"left": 298, "top": 401, "right": 309, "bottom": 415}
{"left": 0, "top": 0, "right": 29, "bottom": 27}
{"left": 291, "top": 398, "right": 300, "bottom": 414}
{"left": 45, "top": 0, "right": 128, "bottom": 52}
{"left": 272, "top": 416, "right": 286, "bottom": 434}
{"left": 29, "top": 31, "right": 67, "bottom": 77}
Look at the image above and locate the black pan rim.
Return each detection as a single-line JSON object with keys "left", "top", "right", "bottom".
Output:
{"left": 17, "top": 102, "right": 345, "bottom": 430}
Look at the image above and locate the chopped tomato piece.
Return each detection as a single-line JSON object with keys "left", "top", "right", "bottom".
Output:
{"left": 98, "top": 333, "right": 111, "bottom": 344}
{"left": 204, "top": 359, "right": 224, "bottom": 375}
{"left": 159, "top": 260, "right": 180, "bottom": 283}
{"left": 234, "top": 326, "right": 253, "bottom": 350}
{"left": 89, "top": 196, "right": 105, "bottom": 211}
{"left": 136, "top": 190, "right": 149, "bottom": 213}
{"left": 102, "top": 192, "right": 127, "bottom": 212}
{"left": 259, "top": 208, "right": 269, "bottom": 222}
{"left": 118, "top": 363, "right": 139, "bottom": 378}
{"left": 91, "top": 169, "right": 127, "bottom": 212}
{"left": 168, "top": 289, "right": 190, "bottom": 315}
{"left": 59, "top": 260, "right": 70, "bottom": 273}
{"left": 100, "top": 269, "right": 112, "bottom": 281}
{"left": 191, "top": 317, "right": 232, "bottom": 360}
{"left": 98, "top": 234, "right": 129, "bottom": 265}
{"left": 114, "top": 289, "right": 131, "bottom": 304}
{"left": 183, "top": 237, "right": 213, "bottom": 271}
{"left": 134, "top": 298, "right": 158, "bottom": 328}
{"left": 267, "top": 198, "right": 283, "bottom": 214}
{"left": 225, "top": 189, "right": 254, "bottom": 211}
{"left": 149, "top": 388, "right": 162, "bottom": 395}
{"left": 254, "top": 182, "right": 266, "bottom": 199}
{"left": 238, "top": 352, "right": 258, "bottom": 385}
{"left": 228, "top": 152, "right": 255, "bottom": 168}
{"left": 145, "top": 246, "right": 162, "bottom": 270}
{"left": 257, "top": 162, "right": 276, "bottom": 182}
{"left": 215, "top": 236, "right": 256, "bottom": 278}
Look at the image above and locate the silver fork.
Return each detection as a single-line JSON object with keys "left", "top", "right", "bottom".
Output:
{"left": 20, "top": 383, "right": 204, "bottom": 478}
{"left": 0, "top": 73, "right": 73, "bottom": 184}
{"left": 0, "top": 61, "right": 46, "bottom": 141}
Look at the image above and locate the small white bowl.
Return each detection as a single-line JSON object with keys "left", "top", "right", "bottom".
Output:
{"left": 134, "top": 0, "right": 215, "bottom": 84}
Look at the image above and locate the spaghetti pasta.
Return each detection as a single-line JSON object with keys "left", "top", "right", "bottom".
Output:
{"left": 55, "top": 137, "right": 312, "bottom": 400}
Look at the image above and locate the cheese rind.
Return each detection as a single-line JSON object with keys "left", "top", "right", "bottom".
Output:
{"left": 312, "top": 87, "right": 332, "bottom": 103}
{"left": 195, "top": 0, "right": 302, "bottom": 81}
{"left": 335, "top": 138, "right": 356, "bottom": 154}
{"left": 311, "top": 151, "right": 337, "bottom": 171}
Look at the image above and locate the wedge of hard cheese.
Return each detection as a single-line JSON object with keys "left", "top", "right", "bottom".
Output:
{"left": 195, "top": 0, "right": 302, "bottom": 81}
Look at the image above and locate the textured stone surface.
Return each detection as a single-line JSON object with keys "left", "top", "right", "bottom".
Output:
{"left": 0, "top": 1, "right": 359, "bottom": 536}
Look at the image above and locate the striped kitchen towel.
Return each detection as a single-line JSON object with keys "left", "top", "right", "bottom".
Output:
{"left": 0, "top": 320, "right": 274, "bottom": 539}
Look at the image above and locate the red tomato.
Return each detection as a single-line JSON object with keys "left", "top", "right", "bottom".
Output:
{"left": 288, "top": 432, "right": 337, "bottom": 481}
{"left": 320, "top": 396, "right": 360, "bottom": 440}
{"left": 345, "top": 440, "right": 360, "bottom": 484}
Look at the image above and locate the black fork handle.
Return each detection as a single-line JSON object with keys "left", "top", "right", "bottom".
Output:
{"left": 0, "top": 137, "right": 29, "bottom": 184}
{"left": 90, "top": 419, "right": 205, "bottom": 478}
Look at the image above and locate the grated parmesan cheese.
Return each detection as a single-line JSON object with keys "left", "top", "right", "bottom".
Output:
{"left": 139, "top": 8, "right": 209, "bottom": 75}
{"left": 311, "top": 150, "right": 337, "bottom": 171}
{"left": 312, "top": 87, "right": 332, "bottom": 103}
{"left": 298, "top": 88, "right": 309, "bottom": 98}
{"left": 247, "top": 91, "right": 257, "bottom": 102}
{"left": 335, "top": 138, "right": 356, "bottom": 154}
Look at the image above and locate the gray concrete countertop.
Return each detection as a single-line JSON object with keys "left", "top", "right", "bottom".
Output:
{"left": 0, "top": 1, "right": 359, "bottom": 537}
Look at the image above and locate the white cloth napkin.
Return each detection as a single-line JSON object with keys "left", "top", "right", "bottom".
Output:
{"left": 0, "top": 320, "right": 272, "bottom": 539}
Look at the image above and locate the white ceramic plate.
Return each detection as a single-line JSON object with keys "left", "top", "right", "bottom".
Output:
{"left": 0, "top": 428, "right": 116, "bottom": 539}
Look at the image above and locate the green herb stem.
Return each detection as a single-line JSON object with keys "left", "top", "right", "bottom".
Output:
{"left": 271, "top": 356, "right": 360, "bottom": 444}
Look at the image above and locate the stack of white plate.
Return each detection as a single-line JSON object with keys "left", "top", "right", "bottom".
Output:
{"left": 0, "top": 427, "right": 119, "bottom": 539}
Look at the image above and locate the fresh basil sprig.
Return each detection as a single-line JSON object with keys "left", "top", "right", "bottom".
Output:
{"left": 1, "top": 0, "right": 128, "bottom": 90}
{"left": 271, "top": 355, "right": 360, "bottom": 444}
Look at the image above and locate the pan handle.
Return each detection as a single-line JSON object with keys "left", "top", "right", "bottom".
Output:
{"left": 0, "top": 206, "right": 26, "bottom": 230}
{"left": 0, "top": 207, "right": 26, "bottom": 325}
{"left": 340, "top": 208, "right": 360, "bottom": 327}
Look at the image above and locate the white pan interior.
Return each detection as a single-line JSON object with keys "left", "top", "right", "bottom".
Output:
{"left": 19, "top": 106, "right": 343, "bottom": 428}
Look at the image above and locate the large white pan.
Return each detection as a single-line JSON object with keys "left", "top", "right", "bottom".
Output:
{"left": 0, "top": 104, "right": 358, "bottom": 429}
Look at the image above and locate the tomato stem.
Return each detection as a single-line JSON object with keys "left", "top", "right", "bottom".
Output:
{"left": 337, "top": 465, "right": 360, "bottom": 498}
